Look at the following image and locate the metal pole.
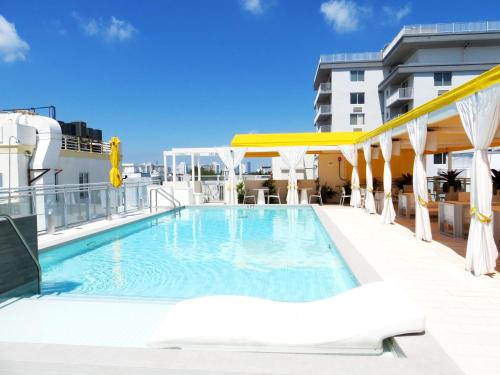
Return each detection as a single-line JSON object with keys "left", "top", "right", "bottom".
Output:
{"left": 62, "top": 185, "right": 67, "bottom": 228}
{"left": 163, "top": 152, "right": 168, "bottom": 185}
{"left": 87, "top": 184, "right": 91, "bottom": 222}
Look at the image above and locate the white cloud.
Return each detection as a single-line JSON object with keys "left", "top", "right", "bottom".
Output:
{"left": 104, "top": 16, "right": 137, "bottom": 41}
{"left": 242, "top": 0, "right": 263, "bottom": 15}
{"left": 0, "top": 15, "right": 29, "bottom": 63}
{"left": 72, "top": 12, "right": 136, "bottom": 42}
{"left": 320, "top": 0, "right": 364, "bottom": 33}
{"left": 383, "top": 4, "right": 411, "bottom": 22}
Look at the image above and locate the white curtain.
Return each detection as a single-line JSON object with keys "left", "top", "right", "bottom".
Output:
{"left": 407, "top": 114, "right": 432, "bottom": 241}
{"left": 340, "top": 145, "right": 361, "bottom": 207}
{"left": 456, "top": 84, "right": 500, "bottom": 276}
{"left": 362, "top": 142, "right": 376, "bottom": 214}
{"left": 216, "top": 147, "right": 247, "bottom": 205}
{"left": 379, "top": 131, "right": 396, "bottom": 224}
{"left": 279, "top": 147, "right": 308, "bottom": 205}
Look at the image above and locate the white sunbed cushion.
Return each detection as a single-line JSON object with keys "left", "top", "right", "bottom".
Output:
{"left": 148, "top": 282, "right": 425, "bottom": 354}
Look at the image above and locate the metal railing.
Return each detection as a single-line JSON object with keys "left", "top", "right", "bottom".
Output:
{"left": 318, "top": 82, "right": 332, "bottom": 92}
{"left": 150, "top": 187, "right": 181, "bottom": 212}
{"left": 0, "top": 181, "right": 149, "bottom": 233}
{"left": 61, "top": 135, "right": 111, "bottom": 154}
{"left": 386, "top": 87, "right": 413, "bottom": 106}
{"left": 319, "top": 51, "right": 382, "bottom": 64}
{"left": 317, "top": 124, "right": 332, "bottom": 133}
{"left": 315, "top": 104, "right": 332, "bottom": 116}
{"left": 0, "top": 214, "right": 41, "bottom": 293}
{"left": 383, "top": 21, "right": 500, "bottom": 57}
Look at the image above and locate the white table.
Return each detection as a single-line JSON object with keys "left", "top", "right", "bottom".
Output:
{"left": 300, "top": 188, "right": 312, "bottom": 205}
{"left": 252, "top": 188, "right": 269, "bottom": 205}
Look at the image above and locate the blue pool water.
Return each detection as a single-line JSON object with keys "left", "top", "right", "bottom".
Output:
{"left": 40, "top": 207, "right": 358, "bottom": 301}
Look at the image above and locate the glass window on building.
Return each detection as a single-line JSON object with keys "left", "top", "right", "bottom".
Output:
{"left": 350, "top": 113, "right": 365, "bottom": 126}
{"left": 350, "top": 92, "right": 365, "bottom": 104}
{"left": 350, "top": 70, "right": 365, "bottom": 82}
{"left": 79, "top": 172, "right": 89, "bottom": 199}
{"left": 434, "top": 72, "right": 452, "bottom": 86}
{"left": 433, "top": 153, "right": 447, "bottom": 165}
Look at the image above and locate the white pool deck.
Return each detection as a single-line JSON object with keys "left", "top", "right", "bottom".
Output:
{"left": 320, "top": 205, "right": 500, "bottom": 375}
{"left": 0, "top": 204, "right": 498, "bottom": 374}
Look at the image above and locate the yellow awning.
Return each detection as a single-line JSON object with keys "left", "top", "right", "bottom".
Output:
{"left": 109, "top": 136, "right": 122, "bottom": 188}
{"left": 231, "top": 132, "right": 366, "bottom": 148}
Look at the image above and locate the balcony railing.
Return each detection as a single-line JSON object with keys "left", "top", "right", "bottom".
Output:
{"left": 319, "top": 52, "right": 382, "bottom": 64}
{"left": 61, "top": 135, "right": 111, "bottom": 154}
{"left": 315, "top": 105, "right": 331, "bottom": 115}
{"left": 383, "top": 21, "right": 500, "bottom": 57}
{"left": 386, "top": 87, "right": 413, "bottom": 107}
{"left": 317, "top": 124, "right": 331, "bottom": 133}
{"left": 319, "top": 82, "right": 332, "bottom": 93}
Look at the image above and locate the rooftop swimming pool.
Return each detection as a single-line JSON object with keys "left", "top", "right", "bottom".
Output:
{"left": 40, "top": 207, "right": 358, "bottom": 301}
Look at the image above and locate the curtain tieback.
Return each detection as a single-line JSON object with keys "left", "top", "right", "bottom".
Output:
{"left": 417, "top": 196, "right": 428, "bottom": 207}
{"left": 367, "top": 187, "right": 373, "bottom": 193}
{"left": 470, "top": 207, "right": 491, "bottom": 224}
{"left": 351, "top": 184, "right": 360, "bottom": 190}
{"left": 288, "top": 184, "right": 296, "bottom": 189}
{"left": 385, "top": 192, "right": 392, "bottom": 199}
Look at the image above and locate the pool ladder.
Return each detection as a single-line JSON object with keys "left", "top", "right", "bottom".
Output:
{"left": 150, "top": 187, "right": 182, "bottom": 213}
{"left": 0, "top": 214, "right": 41, "bottom": 294}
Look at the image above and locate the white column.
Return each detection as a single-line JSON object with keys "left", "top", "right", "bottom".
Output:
{"left": 191, "top": 153, "right": 195, "bottom": 182}
{"left": 172, "top": 153, "right": 176, "bottom": 188}
{"left": 163, "top": 152, "right": 168, "bottom": 185}
{"left": 197, "top": 156, "right": 201, "bottom": 181}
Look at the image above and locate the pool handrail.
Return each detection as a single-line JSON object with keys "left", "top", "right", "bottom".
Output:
{"left": 150, "top": 187, "right": 181, "bottom": 212}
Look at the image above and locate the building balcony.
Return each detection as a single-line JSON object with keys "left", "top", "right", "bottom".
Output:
{"left": 61, "top": 135, "right": 111, "bottom": 154}
{"left": 314, "top": 105, "right": 332, "bottom": 124}
{"left": 314, "top": 82, "right": 332, "bottom": 106}
{"left": 317, "top": 124, "right": 332, "bottom": 133}
{"left": 386, "top": 87, "right": 413, "bottom": 107}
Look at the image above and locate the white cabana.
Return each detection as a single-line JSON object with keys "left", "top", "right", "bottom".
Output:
{"left": 340, "top": 145, "right": 361, "bottom": 208}
{"left": 362, "top": 141, "right": 376, "bottom": 214}
{"left": 216, "top": 147, "right": 247, "bottom": 205}
{"left": 278, "top": 147, "right": 308, "bottom": 205}
{"left": 407, "top": 114, "right": 432, "bottom": 242}
{"left": 456, "top": 84, "right": 500, "bottom": 276}
{"left": 379, "top": 131, "right": 396, "bottom": 224}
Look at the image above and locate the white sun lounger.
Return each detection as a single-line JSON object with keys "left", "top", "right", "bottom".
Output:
{"left": 148, "top": 282, "right": 425, "bottom": 354}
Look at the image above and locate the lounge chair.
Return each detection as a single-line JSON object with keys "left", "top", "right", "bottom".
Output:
{"left": 339, "top": 187, "right": 351, "bottom": 206}
{"left": 148, "top": 282, "right": 425, "bottom": 355}
{"left": 309, "top": 186, "right": 323, "bottom": 205}
{"left": 266, "top": 187, "right": 281, "bottom": 204}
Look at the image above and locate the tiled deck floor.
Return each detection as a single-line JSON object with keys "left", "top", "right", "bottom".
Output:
{"left": 321, "top": 205, "right": 500, "bottom": 375}
{"left": 395, "top": 215, "right": 500, "bottom": 272}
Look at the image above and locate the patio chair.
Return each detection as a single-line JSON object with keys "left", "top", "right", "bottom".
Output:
{"left": 242, "top": 186, "right": 256, "bottom": 204}
{"left": 339, "top": 187, "right": 351, "bottom": 206}
{"left": 309, "top": 186, "right": 323, "bottom": 205}
{"left": 266, "top": 187, "right": 281, "bottom": 204}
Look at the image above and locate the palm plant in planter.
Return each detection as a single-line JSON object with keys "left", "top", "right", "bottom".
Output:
{"left": 395, "top": 173, "right": 413, "bottom": 191}
{"left": 438, "top": 169, "right": 463, "bottom": 193}
{"left": 492, "top": 169, "right": 500, "bottom": 195}
{"left": 236, "top": 182, "right": 245, "bottom": 204}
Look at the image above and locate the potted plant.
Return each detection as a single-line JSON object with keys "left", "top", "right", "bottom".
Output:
{"left": 395, "top": 173, "right": 413, "bottom": 192}
{"left": 438, "top": 169, "right": 463, "bottom": 193}
{"left": 236, "top": 182, "right": 245, "bottom": 204}
{"left": 320, "top": 185, "right": 336, "bottom": 204}
{"left": 262, "top": 177, "right": 276, "bottom": 196}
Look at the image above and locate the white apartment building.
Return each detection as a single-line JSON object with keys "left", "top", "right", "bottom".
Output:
{"left": 314, "top": 21, "right": 500, "bottom": 133}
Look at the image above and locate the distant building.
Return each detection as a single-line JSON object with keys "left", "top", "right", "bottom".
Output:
{"left": 177, "top": 162, "right": 187, "bottom": 175}
{"left": 211, "top": 161, "right": 221, "bottom": 174}
{"left": 246, "top": 161, "right": 251, "bottom": 173}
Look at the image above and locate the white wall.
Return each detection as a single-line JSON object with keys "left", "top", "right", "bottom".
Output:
{"left": 57, "top": 152, "right": 110, "bottom": 185}
{"left": 330, "top": 67, "right": 384, "bottom": 132}
{"left": 407, "top": 46, "right": 500, "bottom": 65}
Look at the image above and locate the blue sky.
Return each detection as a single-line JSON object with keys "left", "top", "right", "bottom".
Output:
{"left": 0, "top": 0, "right": 497, "bottom": 163}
